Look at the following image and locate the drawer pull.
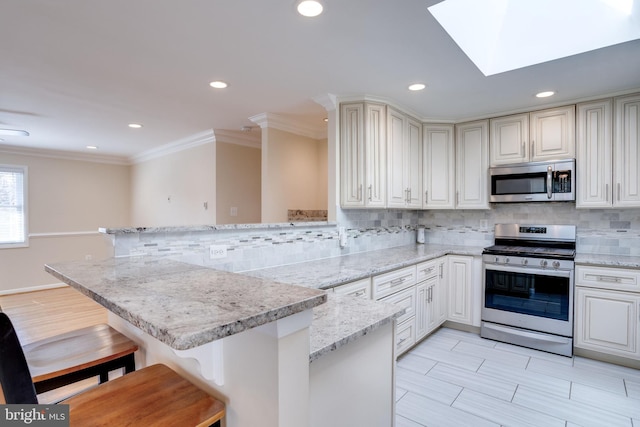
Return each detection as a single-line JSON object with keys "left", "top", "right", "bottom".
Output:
{"left": 351, "top": 290, "right": 366, "bottom": 297}
{"left": 421, "top": 267, "right": 434, "bottom": 274}
{"left": 390, "top": 277, "right": 406, "bottom": 286}
{"left": 397, "top": 337, "right": 407, "bottom": 345}
{"left": 597, "top": 275, "right": 622, "bottom": 283}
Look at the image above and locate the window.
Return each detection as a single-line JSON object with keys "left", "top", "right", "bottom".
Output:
{"left": 0, "top": 165, "right": 28, "bottom": 248}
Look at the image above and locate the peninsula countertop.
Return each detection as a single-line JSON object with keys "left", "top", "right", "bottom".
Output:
{"left": 242, "top": 243, "right": 485, "bottom": 290}
{"left": 45, "top": 257, "right": 327, "bottom": 350}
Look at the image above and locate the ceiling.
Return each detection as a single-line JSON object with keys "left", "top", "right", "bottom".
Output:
{"left": 1, "top": 0, "right": 640, "bottom": 162}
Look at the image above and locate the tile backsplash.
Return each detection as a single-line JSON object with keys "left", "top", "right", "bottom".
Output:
{"left": 108, "top": 203, "right": 640, "bottom": 272}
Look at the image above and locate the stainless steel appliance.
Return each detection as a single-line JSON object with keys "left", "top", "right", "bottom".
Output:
{"left": 481, "top": 224, "right": 576, "bottom": 356}
{"left": 489, "top": 159, "right": 575, "bottom": 203}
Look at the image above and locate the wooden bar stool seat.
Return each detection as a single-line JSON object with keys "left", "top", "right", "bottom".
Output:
{"left": 23, "top": 323, "right": 138, "bottom": 394}
{"left": 0, "top": 313, "right": 225, "bottom": 426}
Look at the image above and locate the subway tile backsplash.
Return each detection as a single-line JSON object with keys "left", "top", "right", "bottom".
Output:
{"left": 108, "top": 204, "right": 640, "bottom": 271}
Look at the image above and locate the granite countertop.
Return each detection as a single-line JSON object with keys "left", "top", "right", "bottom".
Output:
{"left": 243, "top": 243, "right": 485, "bottom": 290}
{"left": 99, "top": 221, "right": 336, "bottom": 234}
{"left": 45, "top": 257, "right": 326, "bottom": 350}
{"left": 575, "top": 253, "right": 640, "bottom": 269}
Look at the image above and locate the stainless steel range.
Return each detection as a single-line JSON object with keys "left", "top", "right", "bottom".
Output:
{"left": 481, "top": 224, "right": 576, "bottom": 356}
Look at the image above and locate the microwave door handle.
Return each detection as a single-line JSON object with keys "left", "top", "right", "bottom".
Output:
{"left": 547, "top": 166, "right": 553, "bottom": 199}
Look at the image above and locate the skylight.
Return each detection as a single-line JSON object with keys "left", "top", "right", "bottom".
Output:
{"left": 428, "top": 0, "right": 640, "bottom": 76}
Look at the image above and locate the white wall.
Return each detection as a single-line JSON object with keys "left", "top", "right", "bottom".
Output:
{"left": 216, "top": 142, "right": 261, "bottom": 224}
{"left": 130, "top": 143, "right": 216, "bottom": 227}
{"left": 262, "top": 128, "right": 328, "bottom": 223}
{"left": 0, "top": 152, "right": 130, "bottom": 293}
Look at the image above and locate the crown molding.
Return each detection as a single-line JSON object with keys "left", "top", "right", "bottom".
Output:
{"left": 129, "top": 129, "right": 215, "bottom": 164}
{"left": 313, "top": 93, "right": 337, "bottom": 111}
{"left": 0, "top": 144, "right": 130, "bottom": 165}
{"left": 213, "top": 129, "right": 261, "bottom": 149}
{"left": 249, "top": 113, "right": 327, "bottom": 140}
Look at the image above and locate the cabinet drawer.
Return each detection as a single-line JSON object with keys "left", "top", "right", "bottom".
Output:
{"left": 333, "top": 278, "right": 371, "bottom": 299}
{"left": 396, "top": 317, "right": 416, "bottom": 356}
{"left": 576, "top": 265, "right": 640, "bottom": 293}
{"left": 373, "top": 266, "right": 416, "bottom": 300}
{"left": 379, "top": 286, "right": 416, "bottom": 324}
{"left": 416, "top": 259, "right": 440, "bottom": 282}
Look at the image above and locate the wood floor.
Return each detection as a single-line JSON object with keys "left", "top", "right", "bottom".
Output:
{"left": 397, "top": 328, "right": 640, "bottom": 427}
{"left": 0, "top": 286, "right": 108, "bottom": 403}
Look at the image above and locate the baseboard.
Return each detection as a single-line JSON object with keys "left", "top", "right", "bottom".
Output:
{"left": 0, "top": 282, "right": 68, "bottom": 296}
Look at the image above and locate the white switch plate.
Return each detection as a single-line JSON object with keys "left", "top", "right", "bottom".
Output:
{"left": 230, "top": 207, "right": 238, "bottom": 217}
{"left": 210, "top": 245, "right": 228, "bottom": 259}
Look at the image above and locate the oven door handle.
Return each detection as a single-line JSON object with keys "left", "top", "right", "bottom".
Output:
{"left": 484, "top": 264, "right": 572, "bottom": 278}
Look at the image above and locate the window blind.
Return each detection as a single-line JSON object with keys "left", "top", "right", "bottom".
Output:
{"left": 0, "top": 165, "right": 27, "bottom": 246}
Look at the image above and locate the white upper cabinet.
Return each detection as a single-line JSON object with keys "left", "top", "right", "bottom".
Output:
{"left": 576, "top": 93, "right": 640, "bottom": 208}
{"left": 423, "top": 124, "right": 455, "bottom": 209}
{"left": 576, "top": 99, "right": 613, "bottom": 208}
{"left": 456, "top": 120, "right": 489, "bottom": 209}
{"left": 490, "top": 113, "right": 529, "bottom": 165}
{"left": 387, "top": 107, "right": 422, "bottom": 209}
{"left": 490, "top": 106, "right": 575, "bottom": 165}
{"left": 340, "top": 102, "right": 386, "bottom": 208}
{"left": 530, "top": 106, "right": 575, "bottom": 161}
{"left": 615, "top": 93, "right": 640, "bottom": 207}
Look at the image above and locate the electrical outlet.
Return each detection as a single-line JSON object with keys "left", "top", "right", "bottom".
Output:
{"left": 210, "top": 245, "right": 228, "bottom": 259}
{"left": 230, "top": 207, "right": 238, "bottom": 217}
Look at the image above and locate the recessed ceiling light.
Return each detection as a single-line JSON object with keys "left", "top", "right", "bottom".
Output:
{"left": 86, "top": 145, "right": 98, "bottom": 150}
{"left": 128, "top": 123, "right": 143, "bottom": 129}
{"left": 408, "top": 83, "right": 426, "bottom": 91}
{"left": 0, "top": 128, "right": 30, "bottom": 137}
{"left": 536, "top": 91, "right": 555, "bottom": 98}
{"left": 209, "top": 81, "right": 228, "bottom": 89}
{"left": 323, "top": 118, "right": 328, "bottom": 122}
{"left": 297, "top": 0, "right": 323, "bottom": 17}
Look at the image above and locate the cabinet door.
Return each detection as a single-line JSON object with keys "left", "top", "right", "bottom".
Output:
{"left": 576, "top": 99, "right": 613, "bottom": 208}
{"left": 447, "top": 255, "right": 473, "bottom": 325}
{"left": 614, "top": 94, "right": 640, "bottom": 207}
{"left": 456, "top": 120, "right": 489, "bottom": 209}
{"left": 530, "top": 106, "right": 575, "bottom": 162}
{"left": 387, "top": 108, "right": 407, "bottom": 208}
{"left": 423, "top": 124, "right": 455, "bottom": 209}
{"left": 437, "top": 259, "right": 448, "bottom": 325}
{"left": 490, "top": 113, "right": 529, "bottom": 165}
{"left": 406, "top": 117, "right": 423, "bottom": 208}
{"left": 340, "top": 103, "right": 365, "bottom": 207}
{"left": 575, "top": 287, "right": 640, "bottom": 359}
{"left": 415, "top": 282, "right": 429, "bottom": 341}
{"left": 364, "top": 103, "right": 387, "bottom": 207}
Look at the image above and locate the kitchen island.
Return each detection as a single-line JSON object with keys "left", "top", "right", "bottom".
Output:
{"left": 45, "top": 256, "right": 404, "bottom": 427}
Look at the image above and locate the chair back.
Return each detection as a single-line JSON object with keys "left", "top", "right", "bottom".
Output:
{"left": 0, "top": 312, "right": 38, "bottom": 404}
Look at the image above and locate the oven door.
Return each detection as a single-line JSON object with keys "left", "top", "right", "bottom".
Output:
{"left": 482, "top": 262, "right": 574, "bottom": 337}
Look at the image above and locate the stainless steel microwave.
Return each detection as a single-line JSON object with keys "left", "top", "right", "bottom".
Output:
{"left": 489, "top": 159, "right": 575, "bottom": 203}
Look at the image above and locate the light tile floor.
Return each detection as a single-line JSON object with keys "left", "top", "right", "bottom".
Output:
{"left": 396, "top": 328, "right": 640, "bottom": 427}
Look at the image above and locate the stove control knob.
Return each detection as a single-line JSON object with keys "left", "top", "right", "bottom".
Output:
{"left": 540, "top": 260, "right": 548, "bottom": 268}
{"left": 521, "top": 259, "right": 528, "bottom": 266}
{"left": 495, "top": 257, "right": 499, "bottom": 263}
{"left": 505, "top": 257, "right": 510, "bottom": 264}
{"left": 552, "top": 261, "right": 561, "bottom": 269}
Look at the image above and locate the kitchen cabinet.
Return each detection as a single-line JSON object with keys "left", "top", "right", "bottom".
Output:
{"left": 575, "top": 265, "right": 640, "bottom": 360}
{"left": 455, "top": 120, "right": 489, "bottom": 209}
{"left": 447, "top": 255, "right": 473, "bottom": 325}
{"left": 387, "top": 107, "right": 422, "bottom": 208}
{"left": 422, "top": 124, "right": 455, "bottom": 209}
{"left": 489, "top": 106, "right": 575, "bottom": 165}
{"left": 576, "top": 93, "right": 640, "bottom": 208}
{"left": 415, "top": 258, "right": 447, "bottom": 341}
{"left": 490, "top": 113, "right": 529, "bottom": 165}
{"left": 333, "top": 277, "right": 371, "bottom": 299}
{"left": 614, "top": 93, "right": 640, "bottom": 207}
{"left": 576, "top": 99, "right": 613, "bottom": 208}
{"left": 340, "top": 102, "right": 386, "bottom": 208}
{"left": 373, "top": 265, "right": 417, "bottom": 357}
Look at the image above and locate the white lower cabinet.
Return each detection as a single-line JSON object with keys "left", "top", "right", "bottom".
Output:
{"left": 575, "top": 265, "right": 640, "bottom": 360}
{"left": 447, "top": 255, "right": 474, "bottom": 325}
{"left": 332, "top": 278, "right": 371, "bottom": 299}
{"left": 415, "top": 259, "right": 447, "bottom": 341}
